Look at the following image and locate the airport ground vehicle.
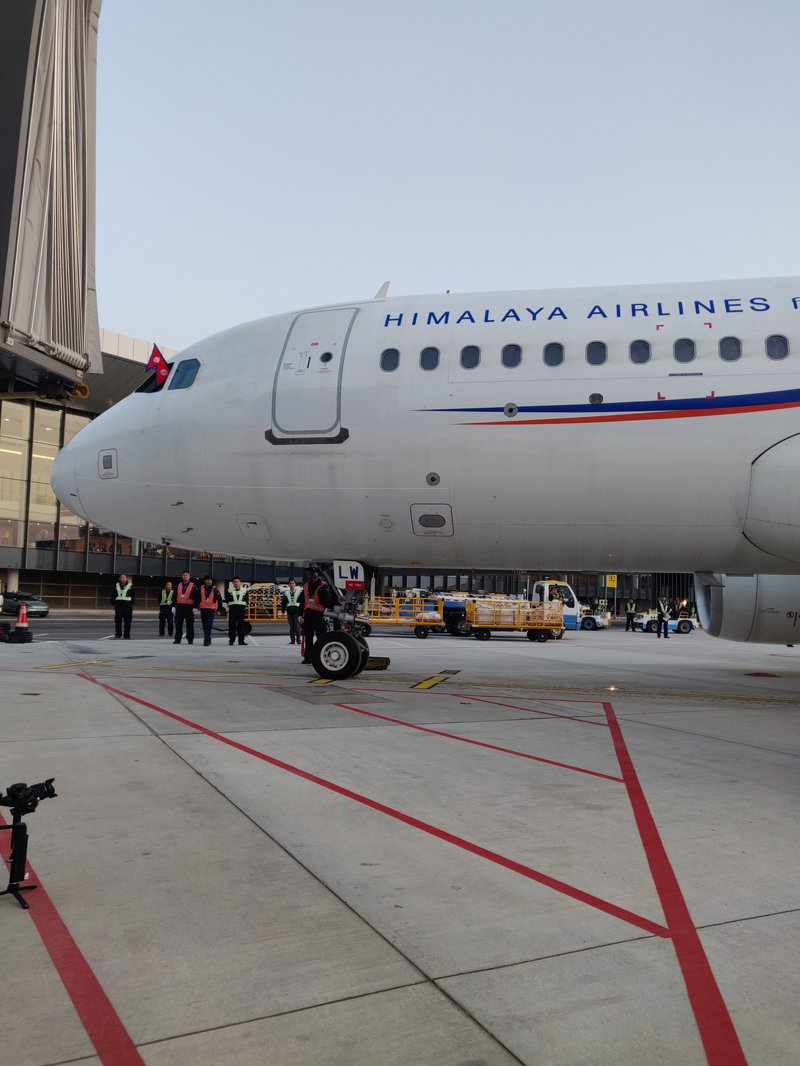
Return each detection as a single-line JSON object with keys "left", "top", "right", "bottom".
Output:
{"left": 1, "top": 591, "right": 49, "bottom": 617}
{"left": 529, "top": 580, "right": 610, "bottom": 630}
{"left": 634, "top": 612, "right": 698, "bottom": 634}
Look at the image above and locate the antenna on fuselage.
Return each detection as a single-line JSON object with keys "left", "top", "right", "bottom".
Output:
{"left": 373, "top": 281, "right": 390, "bottom": 299}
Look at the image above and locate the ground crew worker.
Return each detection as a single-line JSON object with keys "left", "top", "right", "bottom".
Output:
{"left": 299, "top": 567, "right": 331, "bottom": 664}
{"left": 198, "top": 575, "right": 223, "bottom": 646}
{"left": 158, "top": 580, "right": 175, "bottom": 637}
{"left": 111, "top": 574, "right": 135, "bottom": 639}
{"left": 625, "top": 597, "right": 637, "bottom": 632}
{"left": 225, "top": 576, "right": 249, "bottom": 646}
{"left": 656, "top": 596, "right": 670, "bottom": 639}
{"left": 174, "top": 571, "right": 198, "bottom": 644}
{"left": 281, "top": 578, "right": 303, "bottom": 645}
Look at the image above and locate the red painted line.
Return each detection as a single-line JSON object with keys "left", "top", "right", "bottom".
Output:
{"left": 0, "top": 813, "right": 144, "bottom": 1066}
{"left": 83, "top": 676, "right": 668, "bottom": 938}
{"left": 456, "top": 693, "right": 608, "bottom": 726}
{"left": 604, "top": 703, "right": 747, "bottom": 1066}
{"left": 464, "top": 400, "right": 800, "bottom": 427}
{"left": 335, "top": 703, "right": 623, "bottom": 781}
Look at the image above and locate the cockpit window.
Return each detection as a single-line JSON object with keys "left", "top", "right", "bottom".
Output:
{"left": 167, "top": 358, "right": 201, "bottom": 390}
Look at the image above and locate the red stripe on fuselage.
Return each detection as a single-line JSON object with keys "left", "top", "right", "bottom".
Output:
{"left": 462, "top": 400, "right": 800, "bottom": 427}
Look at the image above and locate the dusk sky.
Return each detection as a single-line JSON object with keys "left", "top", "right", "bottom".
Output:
{"left": 95, "top": 0, "right": 800, "bottom": 351}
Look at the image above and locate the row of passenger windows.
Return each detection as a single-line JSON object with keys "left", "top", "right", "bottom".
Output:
{"left": 378, "top": 335, "right": 791, "bottom": 372}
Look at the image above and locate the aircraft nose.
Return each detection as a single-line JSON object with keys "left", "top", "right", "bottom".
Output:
{"left": 51, "top": 440, "right": 90, "bottom": 520}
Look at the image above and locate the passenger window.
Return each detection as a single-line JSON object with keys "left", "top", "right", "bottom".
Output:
{"left": 766, "top": 335, "right": 789, "bottom": 360}
{"left": 674, "top": 338, "right": 696, "bottom": 363}
{"left": 420, "top": 347, "right": 439, "bottom": 371}
{"left": 629, "top": 340, "right": 651, "bottom": 364}
{"left": 380, "top": 348, "right": 400, "bottom": 372}
{"left": 167, "top": 358, "right": 201, "bottom": 390}
{"left": 719, "top": 336, "right": 742, "bottom": 361}
{"left": 501, "top": 344, "right": 522, "bottom": 368}
{"left": 543, "top": 343, "right": 564, "bottom": 367}
{"left": 460, "top": 345, "right": 480, "bottom": 369}
{"left": 586, "top": 341, "right": 607, "bottom": 366}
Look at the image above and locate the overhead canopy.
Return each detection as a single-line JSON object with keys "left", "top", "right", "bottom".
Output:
{"left": 0, "top": 0, "right": 103, "bottom": 397}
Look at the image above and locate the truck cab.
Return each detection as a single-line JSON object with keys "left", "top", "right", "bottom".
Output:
{"left": 530, "top": 580, "right": 609, "bottom": 631}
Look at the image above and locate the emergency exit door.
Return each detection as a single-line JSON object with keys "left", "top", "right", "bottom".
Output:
{"left": 267, "top": 307, "right": 358, "bottom": 444}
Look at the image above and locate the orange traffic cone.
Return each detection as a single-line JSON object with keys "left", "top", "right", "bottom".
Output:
{"left": 14, "top": 601, "right": 31, "bottom": 643}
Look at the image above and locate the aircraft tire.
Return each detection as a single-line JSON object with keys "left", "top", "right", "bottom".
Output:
{"left": 352, "top": 637, "right": 370, "bottom": 675}
{"left": 312, "top": 630, "right": 361, "bottom": 680}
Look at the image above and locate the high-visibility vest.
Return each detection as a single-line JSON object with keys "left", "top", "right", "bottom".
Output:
{"left": 115, "top": 583, "right": 133, "bottom": 601}
{"left": 626, "top": 600, "right": 636, "bottom": 612}
{"left": 176, "top": 581, "right": 195, "bottom": 605}
{"left": 160, "top": 590, "right": 174, "bottom": 606}
{"left": 285, "top": 588, "right": 301, "bottom": 607}
{"left": 199, "top": 586, "right": 218, "bottom": 610}
{"left": 303, "top": 581, "right": 327, "bottom": 612}
{"left": 228, "top": 587, "right": 246, "bottom": 605}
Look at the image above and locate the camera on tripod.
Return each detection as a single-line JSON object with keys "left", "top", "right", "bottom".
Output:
{"left": 1, "top": 778, "right": 57, "bottom": 909}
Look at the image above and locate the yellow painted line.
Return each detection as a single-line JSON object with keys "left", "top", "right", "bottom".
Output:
{"left": 413, "top": 674, "right": 453, "bottom": 690}
{"left": 311, "top": 678, "right": 333, "bottom": 685}
{"left": 42, "top": 660, "right": 103, "bottom": 669}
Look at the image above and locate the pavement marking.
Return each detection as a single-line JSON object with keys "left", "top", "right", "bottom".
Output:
{"left": 334, "top": 703, "right": 623, "bottom": 781}
{"left": 604, "top": 701, "right": 747, "bottom": 1066}
{"left": 311, "top": 678, "right": 334, "bottom": 684}
{"left": 80, "top": 674, "right": 668, "bottom": 939}
{"left": 0, "top": 812, "right": 145, "bottom": 1065}
{"left": 457, "top": 693, "right": 608, "bottom": 727}
{"left": 42, "top": 660, "right": 103, "bottom": 669}
{"left": 413, "top": 674, "right": 454, "bottom": 689}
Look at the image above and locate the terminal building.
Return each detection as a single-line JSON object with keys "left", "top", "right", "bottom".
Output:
{"left": 0, "top": 330, "right": 694, "bottom": 612}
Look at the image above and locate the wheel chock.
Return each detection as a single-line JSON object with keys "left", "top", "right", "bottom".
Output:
{"left": 365, "top": 656, "right": 390, "bottom": 671}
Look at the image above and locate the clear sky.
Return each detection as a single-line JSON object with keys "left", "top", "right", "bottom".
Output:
{"left": 96, "top": 0, "right": 800, "bottom": 351}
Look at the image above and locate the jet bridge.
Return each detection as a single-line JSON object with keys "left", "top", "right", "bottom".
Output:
{"left": 0, "top": 0, "right": 103, "bottom": 400}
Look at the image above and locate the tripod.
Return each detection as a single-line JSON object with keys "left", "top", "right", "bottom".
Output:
{"left": 0, "top": 813, "right": 36, "bottom": 908}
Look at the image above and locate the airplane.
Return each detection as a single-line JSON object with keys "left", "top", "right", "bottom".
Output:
{"left": 51, "top": 274, "right": 800, "bottom": 676}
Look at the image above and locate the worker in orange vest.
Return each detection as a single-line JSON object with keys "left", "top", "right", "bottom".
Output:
{"left": 198, "top": 575, "right": 223, "bottom": 646}
{"left": 299, "top": 567, "right": 332, "bottom": 664}
{"left": 174, "top": 571, "right": 199, "bottom": 645}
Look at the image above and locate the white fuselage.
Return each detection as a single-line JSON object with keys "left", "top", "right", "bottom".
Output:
{"left": 52, "top": 275, "right": 800, "bottom": 574}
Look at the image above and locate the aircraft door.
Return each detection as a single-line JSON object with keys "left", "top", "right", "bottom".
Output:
{"left": 267, "top": 307, "right": 358, "bottom": 444}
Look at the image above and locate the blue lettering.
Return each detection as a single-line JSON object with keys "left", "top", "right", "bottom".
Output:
{"left": 548, "top": 307, "right": 568, "bottom": 321}
{"left": 501, "top": 308, "right": 521, "bottom": 322}
{"left": 656, "top": 302, "right": 670, "bottom": 316}
{"left": 411, "top": 312, "right": 419, "bottom": 325}
{"left": 526, "top": 307, "right": 545, "bottom": 321}
{"left": 587, "top": 305, "right": 607, "bottom": 319}
{"left": 483, "top": 310, "right": 495, "bottom": 323}
{"left": 427, "top": 311, "right": 449, "bottom": 325}
{"left": 384, "top": 313, "right": 403, "bottom": 327}
{"left": 631, "top": 303, "right": 649, "bottom": 317}
{"left": 723, "top": 298, "right": 743, "bottom": 313}
{"left": 677, "top": 301, "right": 684, "bottom": 315}
{"left": 350, "top": 565, "right": 359, "bottom": 578}
{"left": 615, "top": 304, "right": 623, "bottom": 318}
{"left": 456, "top": 311, "right": 475, "bottom": 324}
{"left": 694, "top": 300, "right": 715, "bottom": 314}
{"left": 792, "top": 297, "right": 800, "bottom": 310}
{"left": 750, "top": 297, "right": 770, "bottom": 312}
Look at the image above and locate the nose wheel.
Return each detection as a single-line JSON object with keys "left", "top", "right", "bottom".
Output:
{"left": 312, "top": 630, "right": 370, "bottom": 680}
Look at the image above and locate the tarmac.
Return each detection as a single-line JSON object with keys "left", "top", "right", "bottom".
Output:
{"left": 1, "top": 623, "right": 798, "bottom": 1066}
